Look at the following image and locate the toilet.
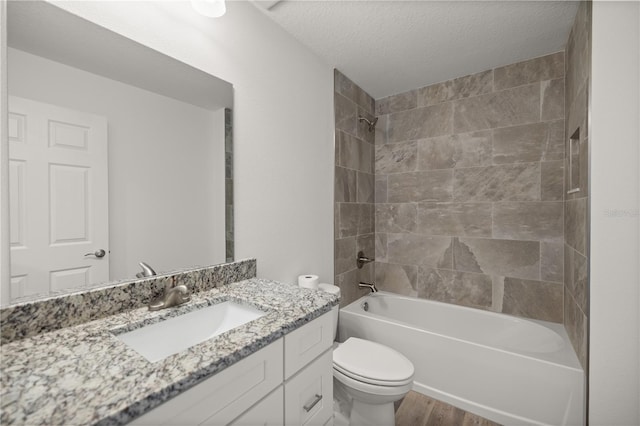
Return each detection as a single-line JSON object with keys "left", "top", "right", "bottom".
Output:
{"left": 327, "top": 304, "right": 414, "bottom": 426}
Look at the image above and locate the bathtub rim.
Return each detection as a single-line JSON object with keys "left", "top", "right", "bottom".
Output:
{"left": 340, "top": 291, "right": 583, "bottom": 372}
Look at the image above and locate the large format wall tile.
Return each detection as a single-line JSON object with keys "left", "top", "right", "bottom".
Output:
{"left": 453, "top": 83, "right": 540, "bottom": 133}
{"left": 337, "top": 131, "right": 373, "bottom": 173}
{"left": 416, "top": 202, "right": 492, "bottom": 237}
{"left": 417, "top": 131, "right": 492, "bottom": 170}
{"left": 387, "top": 234, "right": 453, "bottom": 268}
{"left": 375, "top": 175, "right": 387, "bottom": 203}
{"left": 375, "top": 262, "right": 418, "bottom": 296}
{"left": 564, "top": 286, "right": 588, "bottom": 368}
{"left": 357, "top": 172, "right": 374, "bottom": 203}
{"left": 335, "top": 166, "right": 357, "bottom": 202}
{"left": 375, "top": 114, "right": 388, "bottom": 145}
{"left": 418, "top": 69, "right": 494, "bottom": 106}
{"left": 541, "top": 242, "right": 564, "bottom": 283}
{"left": 418, "top": 268, "right": 492, "bottom": 308}
{"left": 541, "top": 78, "right": 565, "bottom": 121}
{"left": 335, "top": 237, "right": 356, "bottom": 275}
{"left": 376, "top": 204, "right": 417, "bottom": 233}
{"left": 541, "top": 161, "right": 565, "bottom": 201}
{"left": 388, "top": 170, "right": 453, "bottom": 203}
{"left": 502, "top": 277, "right": 563, "bottom": 322}
{"left": 375, "top": 233, "right": 388, "bottom": 263}
{"left": 376, "top": 90, "right": 417, "bottom": 115}
{"left": 453, "top": 164, "right": 540, "bottom": 202}
{"left": 375, "top": 141, "right": 417, "bottom": 174}
{"left": 493, "top": 121, "right": 564, "bottom": 164}
{"left": 453, "top": 238, "right": 540, "bottom": 280}
{"left": 493, "top": 202, "right": 563, "bottom": 242}
{"left": 565, "top": 3, "right": 590, "bottom": 107}
{"left": 567, "top": 247, "right": 588, "bottom": 313}
{"left": 565, "top": 198, "right": 587, "bottom": 254}
{"left": 335, "top": 93, "right": 357, "bottom": 134}
{"left": 387, "top": 102, "right": 453, "bottom": 142}
{"left": 338, "top": 203, "right": 360, "bottom": 238}
{"left": 494, "top": 52, "right": 564, "bottom": 90}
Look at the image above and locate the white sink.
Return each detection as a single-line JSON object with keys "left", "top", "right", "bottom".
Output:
{"left": 116, "top": 301, "right": 265, "bottom": 362}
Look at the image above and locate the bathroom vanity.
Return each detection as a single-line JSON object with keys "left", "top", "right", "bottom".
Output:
{"left": 0, "top": 261, "right": 338, "bottom": 425}
{"left": 131, "top": 311, "right": 334, "bottom": 426}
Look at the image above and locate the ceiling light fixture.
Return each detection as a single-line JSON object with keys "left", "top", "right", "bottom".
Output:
{"left": 191, "top": 0, "right": 226, "bottom": 18}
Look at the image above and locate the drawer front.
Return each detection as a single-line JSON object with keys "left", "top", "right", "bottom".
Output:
{"left": 284, "top": 312, "right": 333, "bottom": 379}
{"left": 131, "top": 338, "right": 284, "bottom": 426}
{"left": 230, "top": 386, "right": 284, "bottom": 426}
{"left": 284, "top": 348, "right": 333, "bottom": 426}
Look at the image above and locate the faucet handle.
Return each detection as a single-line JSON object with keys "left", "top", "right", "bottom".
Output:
{"left": 356, "top": 251, "right": 375, "bottom": 269}
{"left": 136, "top": 262, "right": 157, "bottom": 278}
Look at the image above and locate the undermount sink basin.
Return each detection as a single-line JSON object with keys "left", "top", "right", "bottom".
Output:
{"left": 116, "top": 301, "right": 265, "bottom": 362}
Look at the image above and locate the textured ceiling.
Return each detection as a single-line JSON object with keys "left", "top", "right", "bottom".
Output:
{"left": 255, "top": 0, "right": 580, "bottom": 99}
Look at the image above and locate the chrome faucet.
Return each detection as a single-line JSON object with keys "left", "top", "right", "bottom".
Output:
{"left": 149, "top": 282, "right": 191, "bottom": 311}
{"left": 358, "top": 281, "right": 378, "bottom": 293}
{"left": 136, "top": 262, "right": 156, "bottom": 278}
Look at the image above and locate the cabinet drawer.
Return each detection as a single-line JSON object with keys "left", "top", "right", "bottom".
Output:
{"left": 131, "top": 338, "right": 284, "bottom": 426}
{"left": 284, "top": 349, "right": 333, "bottom": 426}
{"left": 284, "top": 312, "right": 333, "bottom": 379}
{"left": 230, "top": 386, "right": 284, "bottom": 426}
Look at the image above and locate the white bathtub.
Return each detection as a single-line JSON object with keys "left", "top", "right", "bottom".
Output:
{"left": 338, "top": 292, "right": 585, "bottom": 426}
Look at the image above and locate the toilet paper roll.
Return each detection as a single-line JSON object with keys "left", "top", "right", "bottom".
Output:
{"left": 298, "top": 274, "right": 319, "bottom": 289}
{"left": 318, "top": 283, "right": 341, "bottom": 297}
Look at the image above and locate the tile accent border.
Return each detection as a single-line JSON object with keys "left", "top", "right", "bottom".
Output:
{"left": 0, "top": 258, "right": 257, "bottom": 343}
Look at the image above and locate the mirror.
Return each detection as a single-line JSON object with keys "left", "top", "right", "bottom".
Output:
{"left": 3, "top": 1, "right": 234, "bottom": 305}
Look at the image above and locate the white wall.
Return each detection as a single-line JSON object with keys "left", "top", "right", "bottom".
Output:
{"left": 50, "top": 1, "right": 335, "bottom": 285}
{"left": 590, "top": 1, "right": 640, "bottom": 424}
{"left": 8, "top": 48, "right": 225, "bottom": 281}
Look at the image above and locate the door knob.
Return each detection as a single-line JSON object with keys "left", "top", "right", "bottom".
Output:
{"left": 84, "top": 249, "right": 106, "bottom": 258}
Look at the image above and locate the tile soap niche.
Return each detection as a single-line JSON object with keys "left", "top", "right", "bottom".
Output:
{"left": 567, "top": 128, "right": 581, "bottom": 195}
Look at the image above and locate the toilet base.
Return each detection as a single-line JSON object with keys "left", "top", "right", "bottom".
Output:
{"left": 333, "top": 397, "right": 395, "bottom": 426}
{"left": 333, "top": 379, "right": 397, "bottom": 426}
{"left": 350, "top": 400, "right": 395, "bottom": 425}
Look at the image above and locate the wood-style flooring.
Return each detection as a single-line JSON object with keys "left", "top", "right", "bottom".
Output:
{"left": 395, "top": 391, "right": 502, "bottom": 426}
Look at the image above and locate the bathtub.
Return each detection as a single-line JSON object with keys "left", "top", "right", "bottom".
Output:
{"left": 338, "top": 292, "right": 585, "bottom": 426}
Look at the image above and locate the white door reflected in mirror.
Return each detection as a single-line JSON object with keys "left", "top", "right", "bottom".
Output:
{"left": 9, "top": 96, "right": 109, "bottom": 302}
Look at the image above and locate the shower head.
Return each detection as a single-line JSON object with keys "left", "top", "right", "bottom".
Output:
{"left": 358, "top": 116, "right": 378, "bottom": 132}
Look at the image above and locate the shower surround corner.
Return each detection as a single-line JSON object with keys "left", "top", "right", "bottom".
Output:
{"left": 335, "top": 51, "right": 579, "bottom": 332}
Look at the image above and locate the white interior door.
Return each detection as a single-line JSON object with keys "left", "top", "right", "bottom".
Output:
{"left": 8, "top": 96, "right": 109, "bottom": 301}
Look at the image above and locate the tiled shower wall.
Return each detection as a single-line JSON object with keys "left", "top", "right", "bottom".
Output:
{"left": 334, "top": 70, "right": 377, "bottom": 306}
{"left": 564, "top": 1, "right": 591, "bottom": 370}
{"left": 373, "top": 53, "right": 566, "bottom": 322}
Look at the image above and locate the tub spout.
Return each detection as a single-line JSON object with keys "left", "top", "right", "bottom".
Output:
{"left": 358, "top": 281, "right": 378, "bottom": 293}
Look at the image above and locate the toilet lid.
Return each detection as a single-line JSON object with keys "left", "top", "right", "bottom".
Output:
{"left": 333, "top": 338, "right": 414, "bottom": 385}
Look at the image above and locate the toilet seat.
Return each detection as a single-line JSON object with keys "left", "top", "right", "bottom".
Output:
{"left": 333, "top": 338, "right": 414, "bottom": 387}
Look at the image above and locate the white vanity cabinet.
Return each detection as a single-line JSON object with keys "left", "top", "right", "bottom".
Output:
{"left": 130, "top": 311, "right": 334, "bottom": 426}
{"left": 283, "top": 311, "right": 334, "bottom": 426}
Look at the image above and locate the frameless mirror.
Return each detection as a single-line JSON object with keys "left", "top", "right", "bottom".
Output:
{"left": 3, "top": 1, "right": 234, "bottom": 305}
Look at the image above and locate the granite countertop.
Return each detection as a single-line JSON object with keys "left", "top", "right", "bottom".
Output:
{"left": 1, "top": 278, "right": 339, "bottom": 426}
